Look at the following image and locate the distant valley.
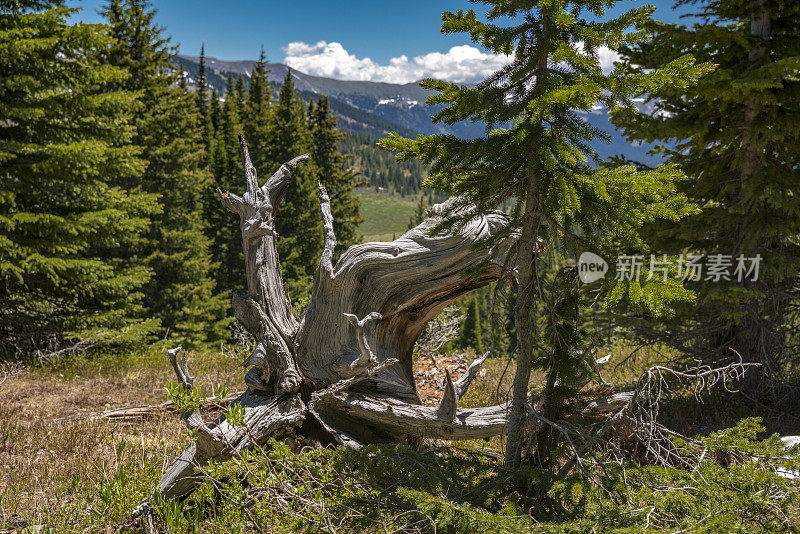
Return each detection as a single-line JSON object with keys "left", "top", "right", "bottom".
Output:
{"left": 172, "top": 54, "right": 662, "bottom": 163}
{"left": 171, "top": 54, "right": 664, "bottom": 240}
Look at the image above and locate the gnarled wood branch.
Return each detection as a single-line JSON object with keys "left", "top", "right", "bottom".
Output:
{"left": 167, "top": 347, "right": 226, "bottom": 457}
{"left": 342, "top": 312, "right": 382, "bottom": 374}
{"left": 317, "top": 182, "right": 336, "bottom": 279}
{"left": 159, "top": 391, "right": 306, "bottom": 499}
{"left": 454, "top": 351, "right": 489, "bottom": 398}
{"left": 317, "top": 392, "right": 510, "bottom": 441}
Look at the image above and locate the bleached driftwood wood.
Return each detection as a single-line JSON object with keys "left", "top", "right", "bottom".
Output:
{"left": 219, "top": 139, "right": 304, "bottom": 395}
{"left": 454, "top": 351, "right": 489, "bottom": 398}
{"left": 159, "top": 390, "right": 306, "bottom": 499}
{"left": 156, "top": 133, "right": 519, "bottom": 500}
{"left": 166, "top": 346, "right": 228, "bottom": 457}
{"left": 95, "top": 392, "right": 241, "bottom": 422}
{"left": 316, "top": 393, "right": 510, "bottom": 440}
{"left": 342, "top": 312, "right": 382, "bottom": 374}
{"left": 580, "top": 391, "right": 635, "bottom": 413}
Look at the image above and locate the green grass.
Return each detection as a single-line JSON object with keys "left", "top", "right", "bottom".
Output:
{"left": 0, "top": 349, "right": 242, "bottom": 532}
{"left": 3, "top": 343, "right": 799, "bottom": 531}
{"left": 355, "top": 188, "right": 420, "bottom": 242}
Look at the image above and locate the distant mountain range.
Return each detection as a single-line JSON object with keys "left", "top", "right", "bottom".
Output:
{"left": 172, "top": 54, "right": 662, "bottom": 165}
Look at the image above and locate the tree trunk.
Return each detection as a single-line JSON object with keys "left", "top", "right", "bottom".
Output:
{"left": 728, "top": 0, "right": 782, "bottom": 395}
{"left": 503, "top": 174, "right": 540, "bottom": 468}
{"left": 156, "top": 134, "right": 518, "bottom": 499}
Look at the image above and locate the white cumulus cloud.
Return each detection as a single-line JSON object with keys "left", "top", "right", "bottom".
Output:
{"left": 283, "top": 41, "right": 512, "bottom": 84}
{"left": 597, "top": 47, "right": 621, "bottom": 73}
{"left": 282, "top": 40, "right": 620, "bottom": 84}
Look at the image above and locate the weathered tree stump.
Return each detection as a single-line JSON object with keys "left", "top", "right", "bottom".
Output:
{"left": 157, "top": 134, "right": 518, "bottom": 499}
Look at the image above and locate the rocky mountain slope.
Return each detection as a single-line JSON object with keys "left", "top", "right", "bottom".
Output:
{"left": 172, "top": 54, "right": 661, "bottom": 164}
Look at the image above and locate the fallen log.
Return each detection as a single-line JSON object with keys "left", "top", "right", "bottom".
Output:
{"left": 155, "top": 133, "right": 519, "bottom": 500}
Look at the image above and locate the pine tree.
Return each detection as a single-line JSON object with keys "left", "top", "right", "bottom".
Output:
{"left": 407, "top": 195, "right": 427, "bottom": 230}
{"left": 209, "top": 88, "right": 222, "bottom": 132}
{"left": 459, "top": 296, "right": 483, "bottom": 353}
{"left": 244, "top": 48, "right": 272, "bottom": 171}
{"left": 0, "top": 0, "right": 160, "bottom": 355}
{"left": 234, "top": 73, "right": 247, "bottom": 116}
{"left": 102, "top": 0, "right": 228, "bottom": 347}
{"left": 195, "top": 43, "right": 209, "bottom": 120}
{"left": 195, "top": 45, "right": 215, "bottom": 180}
{"left": 381, "top": 0, "right": 710, "bottom": 467}
{"left": 309, "top": 96, "right": 362, "bottom": 255}
{"left": 265, "top": 71, "right": 323, "bottom": 301}
{"left": 206, "top": 73, "right": 247, "bottom": 295}
{"left": 612, "top": 0, "right": 800, "bottom": 395}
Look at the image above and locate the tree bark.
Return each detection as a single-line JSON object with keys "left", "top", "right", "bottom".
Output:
{"left": 504, "top": 174, "right": 540, "bottom": 468}
{"left": 729, "top": 0, "right": 781, "bottom": 394}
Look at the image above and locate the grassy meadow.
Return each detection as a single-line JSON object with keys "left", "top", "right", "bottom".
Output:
{"left": 355, "top": 189, "right": 420, "bottom": 242}
{"left": 2, "top": 344, "right": 799, "bottom": 532}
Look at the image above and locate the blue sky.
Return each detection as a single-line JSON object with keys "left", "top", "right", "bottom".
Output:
{"left": 68, "top": 0, "right": 692, "bottom": 83}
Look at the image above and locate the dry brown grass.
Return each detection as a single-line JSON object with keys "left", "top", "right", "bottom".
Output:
{"left": 0, "top": 349, "right": 242, "bottom": 532}
{"left": 0, "top": 347, "right": 524, "bottom": 531}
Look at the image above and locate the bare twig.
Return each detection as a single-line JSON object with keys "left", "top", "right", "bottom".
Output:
{"left": 32, "top": 333, "right": 104, "bottom": 364}
{"left": 415, "top": 306, "right": 464, "bottom": 357}
{"left": 557, "top": 358, "right": 761, "bottom": 477}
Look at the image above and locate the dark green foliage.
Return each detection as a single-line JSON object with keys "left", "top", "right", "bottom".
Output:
{"left": 309, "top": 95, "right": 362, "bottom": 255}
{"left": 196, "top": 47, "right": 214, "bottom": 179}
{"left": 459, "top": 296, "right": 484, "bottom": 353}
{"left": 195, "top": 43, "right": 208, "bottom": 120}
{"left": 0, "top": 0, "right": 159, "bottom": 355}
{"left": 102, "top": 0, "right": 228, "bottom": 347}
{"left": 233, "top": 74, "right": 246, "bottom": 113}
{"left": 205, "top": 73, "right": 247, "bottom": 295}
{"left": 242, "top": 49, "right": 271, "bottom": 171}
{"left": 452, "top": 284, "right": 516, "bottom": 358}
{"left": 208, "top": 88, "right": 221, "bottom": 132}
{"left": 266, "top": 70, "right": 322, "bottom": 301}
{"left": 612, "top": 0, "right": 800, "bottom": 389}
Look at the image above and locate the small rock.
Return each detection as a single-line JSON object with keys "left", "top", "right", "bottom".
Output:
{"left": 782, "top": 435, "right": 800, "bottom": 449}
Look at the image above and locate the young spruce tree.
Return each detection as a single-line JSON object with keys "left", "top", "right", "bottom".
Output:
{"left": 195, "top": 44, "right": 215, "bottom": 179}
{"left": 309, "top": 96, "right": 363, "bottom": 256}
{"left": 0, "top": 0, "right": 159, "bottom": 355}
{"left": 102, "top": 0, "right": 228, "bottom": 347}
{"left": 459, "top": 296, "right": 484, "bottom": 353}
{"left": 612, "top": 0, "right": 800, "bottom": 396}
{"left": 243, "top": 48, "right": 272, "bottom": 172}
{"left": 381, "top": 0, "right": 710, "bottom": 468}
{"left": 266, "top": 71, "right": 322, "bottom": 302}
{"left": 195, "top": 43, "right": 209, "bottom": 122}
